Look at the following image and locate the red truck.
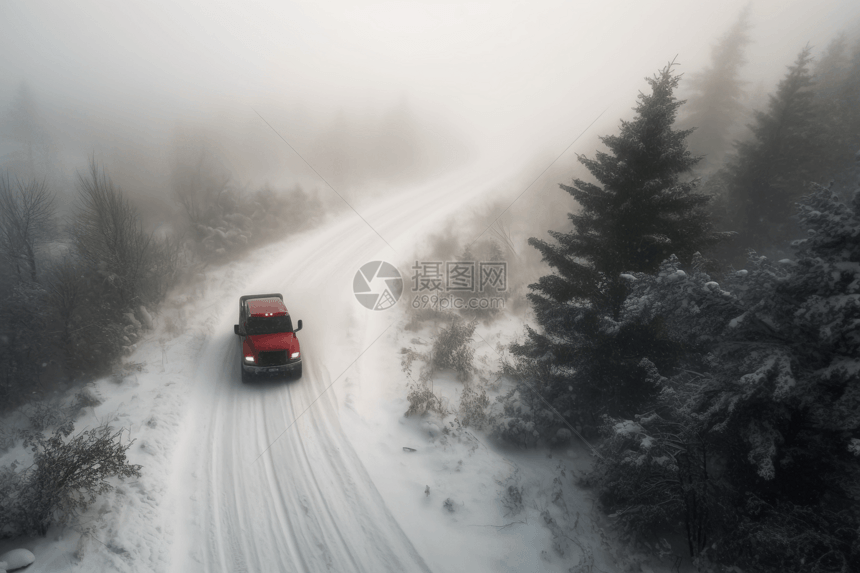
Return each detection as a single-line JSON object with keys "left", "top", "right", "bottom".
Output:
{"left": 234, "top": 293, "right": 303, "bottom": 382}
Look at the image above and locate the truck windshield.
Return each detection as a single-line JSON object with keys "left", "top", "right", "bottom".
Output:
{"left": 246, "top": 315, "right": 293, "bottom": 335}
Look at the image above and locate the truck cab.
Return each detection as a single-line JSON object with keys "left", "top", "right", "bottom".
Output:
{"left": 234, "top": 293, "right": 303, "bottom": 382}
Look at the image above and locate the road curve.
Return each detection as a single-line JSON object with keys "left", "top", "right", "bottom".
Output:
{"left": 166, "top": 163, "right": 508, "bottom": 573}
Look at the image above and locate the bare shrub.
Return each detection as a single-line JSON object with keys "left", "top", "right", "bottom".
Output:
{"left": 0, "top": 423, "right": 15, "bottom": 453}
{"left": 1, "top": 422, "right": 141, "bottom": 538}
{"left": 404, "top": 233, "right": 511, "bottom": 327}
{"left": 68, "top": 387, "right": 102, "bottom": 414}
{"left": 402, "top": 321, "right": 486, "bottom": 422}
{"left": 0, "top": 174, "right": 56, "bottom": 282}
{"left": 0, "top": 173, "right": 57, "bottom": 405}
{"left": 72, "top": 159, "right": 177, "bottom": 308}
{"left": 404, "top": 381, "right": 448, "bottom": 417}
{"left": 55, "top": 160, "right": 178, "bottom": 378}
{"left": 427, "top": 318, "right": 476, "bottom": 381}
{"left": 458, "top": 382, "right": 492, "bottom": 429}
{"left": 400, "top": 346, "right": 426, "bottom": 382}
{"left": 145, "top": 234, "right": 183, "bottom": 303}
{"left": 402, "top": 348, "right": 445, "bottom": 416}
{"left": 502, "top": 483, "right": 524, "bottom": 516}
{"left": 0, "top": 281, "right": 50, "bottom": 410}
{"left": 111, "top": 361, "right": 145, "bottom": 384}
{"left": 44, "top": 256, "right": 84, "bottom": 378}
{"left": 172, "top": 148, "right": 323, "bottom": 261}
{"left": 454, "top": 241, "right": 507, "bottom": 323}
{"left": 22, "top": 400, "right": 70, "bottom": 432}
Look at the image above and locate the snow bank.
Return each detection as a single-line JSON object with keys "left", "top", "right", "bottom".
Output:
{"left": 0, "top": 549, "right": 35, "bottom": 571}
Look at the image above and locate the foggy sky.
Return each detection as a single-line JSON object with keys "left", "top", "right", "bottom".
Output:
{"left": 1, "top": 0, "right": 859, "bottom": 192}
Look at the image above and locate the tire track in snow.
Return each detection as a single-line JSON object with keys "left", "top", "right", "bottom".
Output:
{"left": 167, "top": 162, "right": 512, "bottom": 572}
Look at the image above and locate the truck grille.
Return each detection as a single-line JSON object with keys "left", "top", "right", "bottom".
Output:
{"left": 258, "top": 350, "right": 288, "bottom": 367}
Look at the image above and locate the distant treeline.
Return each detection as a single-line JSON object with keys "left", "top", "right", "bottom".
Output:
{"left": 0, "top": 152, "right": 324, "bottom": 411}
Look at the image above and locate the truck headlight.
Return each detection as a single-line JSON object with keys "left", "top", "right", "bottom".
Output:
{"left": 291, "top": 352, "right": 300, "bottom": 359}
{"left": 244, "top": 356, "right": 255, "bottom": 363}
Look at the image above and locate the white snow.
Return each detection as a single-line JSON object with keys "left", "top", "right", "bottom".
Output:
{"left": 0, "top": 158, "right": 672, "bottom": 573}
{"left": 612, "top": 420, "right": 643, "bottom": 437}
{"left": 0, "top": 549, "right": 35, "bottom": 571}
{"left": 728, "top": 312, "right": 747, "bottom": 328}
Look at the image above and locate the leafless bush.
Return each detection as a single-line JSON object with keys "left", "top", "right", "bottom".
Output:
{"left": 402, "top": 347, "right": 447, "bottom": 414}
{"left": 0, "top": 423, "right": 15, "bottom": 453}
{"left": 502, "top": 483, "right": 524, "bottom": 516}
{"left": 22, "top": 399, "right": 71, "bottom": 432}
{"left": 404, "top": 381, "right": 448, "bottom": 417}
{"left": 43, "top": 255, "right": 84, "bottom": 378}
{"left": 404, "top": 208, "right": 517, "bottom": 327}
{"left": 401, "top": 321, "right": 480, "bottom": 419}
{"left": 72, "top": 159, "right": 175, "bottom": 308}
{"left": 400, "top": 346, "right": 426, "bottom": 382}
{"left": 145, "top": 234, "right": 183, "bottom": 302}
{"left": 1, "top": 422, "right": 141, "bottom": 538}
{"left": 171, "top": 146, "right": 230, "bottom": 230}
{"left": 73, "top": 386, "right": 101, "bottom": 407}
{"left": 111, "top": 361, "right": 145, "bottom": 384}
{"left": 0, "top": 174, "right": 56, "bottom": 282}
{"left": 45, "top": 256, "right": 83, "bottom": 332}
{"left": 0, "top": 280, "right": 50, "bottom": 409}
{"left": 0, "top": 163, "right": 177, "bottom": 404}
{"left": 458, "top": 382, "right": 492, "bottom": 429}
{"left": 427, "top": 318, "right": 477, "bottom": 381}
{"left": 20, "top": 390, "right": 100, "bottom": 433}
{"left": 172, "top": 149, "right": 323, "bottom": 261}
{"left": 0, "top": 174, "right": 57, "bottom": 406}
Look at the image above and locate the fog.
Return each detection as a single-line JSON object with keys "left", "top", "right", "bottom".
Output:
{"left": 1, "top": 0, "right": 858, "bottom": 225}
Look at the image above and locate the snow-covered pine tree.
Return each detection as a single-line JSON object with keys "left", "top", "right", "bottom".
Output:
{"left": 595, "top": 183, "right": 860, "bottom": 572}
{"left": 508, "top": 62, "right": 724, "bottom": 430}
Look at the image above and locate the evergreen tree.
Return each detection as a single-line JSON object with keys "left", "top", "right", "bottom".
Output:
{"left": 814, "top": 34, "right": 850, "bottom": 104}
{"left": 819, "top": 32, "right": 860, "bottom": 200}
{"left": 509, "top": 63, "right": 725, "bottom": 427}
{"left": 724, "top": 45, "right": 824, "bottom": 256}
{"left": 812, "top": 34, "right": 860, "bottom": 192}
{"left": 677, "top": 5, "right": 752, "bottom": 171}
{"left": 597, "top": 182, "right": 860, "bottom": 571}
{"left": 845, "top": 36, "right": 860, "bottom": 130}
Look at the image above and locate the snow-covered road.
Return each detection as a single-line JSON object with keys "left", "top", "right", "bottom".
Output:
{"left": 2, "top": 157, "right": 619, "bottom": 573}
{"left": 165, "top": 161, "right": 511, "bottom": 572}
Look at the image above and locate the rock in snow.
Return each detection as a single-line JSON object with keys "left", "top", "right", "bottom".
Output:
{"left": 0, "top": 548, "right": 35, "bottom": 571}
